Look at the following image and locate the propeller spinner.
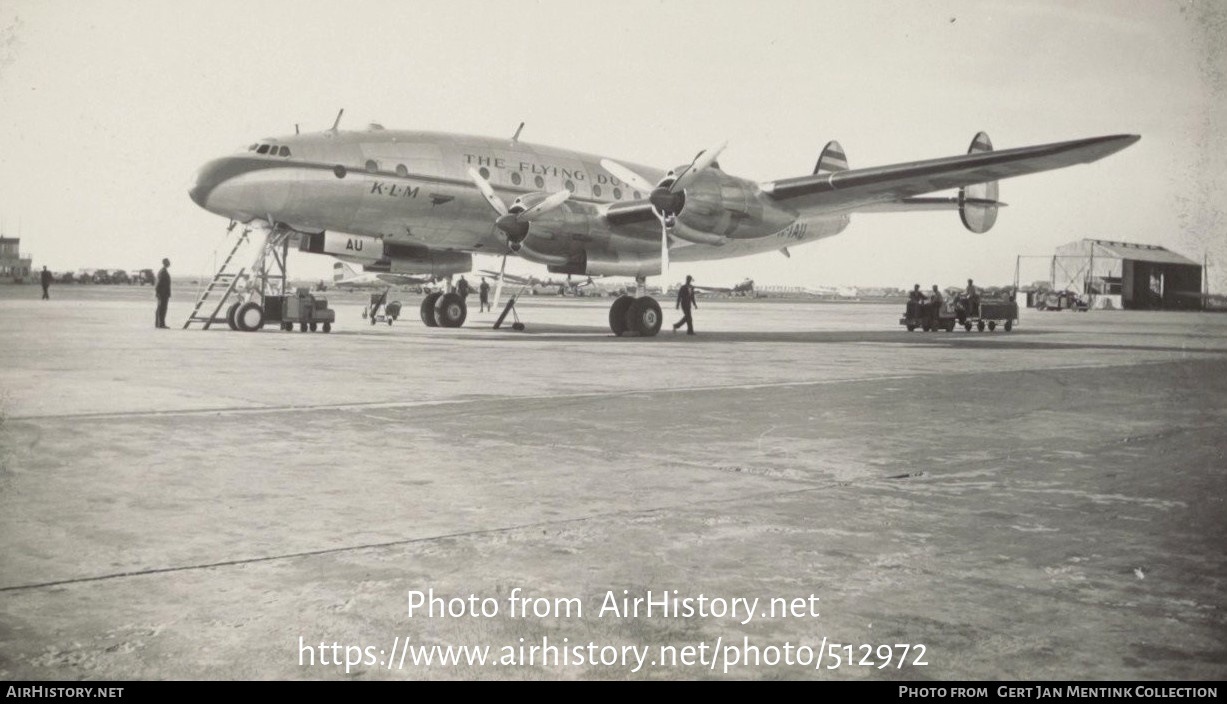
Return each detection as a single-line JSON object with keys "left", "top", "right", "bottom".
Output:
{"left": 467, "top": 168, "right": 571, "bottom": 311}
{"left": 599, "top": 141, "right": 726, "bottom": 279}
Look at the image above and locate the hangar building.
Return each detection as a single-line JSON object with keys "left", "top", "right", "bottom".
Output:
{"left": 1053, "top": 239, "right": 1203, "bottom": 311}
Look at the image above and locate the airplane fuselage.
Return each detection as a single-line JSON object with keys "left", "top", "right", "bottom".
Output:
{"left": 190, "top": 127, "right": 848, "bottom": 278}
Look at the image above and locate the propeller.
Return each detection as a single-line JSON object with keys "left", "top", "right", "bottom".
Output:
{"left": 468, "top": 167, "right": 570, "bottom": 312}
{"left": 599, "top": 141, "right": 726, "bottom": 283}
{"left": 468, "top": 167, "right": 570, "bottom": 252}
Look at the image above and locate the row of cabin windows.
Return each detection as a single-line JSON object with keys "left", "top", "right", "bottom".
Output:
{"left": 472, "top": 166, "right": 640, "bottom": 201}
{"left": 341, "top": 159, "right": 644, "bottom": 201}
{"left": 249, "top": 143, "right": 291, "bottom": 157}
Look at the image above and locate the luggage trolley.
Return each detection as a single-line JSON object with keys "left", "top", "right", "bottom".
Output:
{"left": 956, "top": 295, "right": 1019, "bottom": 332}
{"left": 362, "top": 288, "right": 403, "bottom": 326}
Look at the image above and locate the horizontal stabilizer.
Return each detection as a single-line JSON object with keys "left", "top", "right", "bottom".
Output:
{"left": 859, "top": 196, "right": 1008, "bottom": 213}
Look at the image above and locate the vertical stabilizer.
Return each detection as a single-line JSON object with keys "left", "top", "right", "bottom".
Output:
{"left": 813, "top": 141, "right": 849, "bottom": 175}
{"left": 959, "top": 132, "right": 1000, "bottom": 233}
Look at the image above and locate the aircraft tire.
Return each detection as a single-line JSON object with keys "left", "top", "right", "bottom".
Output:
{"left": 420, "top": 292, "right": 442, "bottom": 327}
{"left": 977, "top": 320, "right": 986, "bottom": 332}
{"left": 226, "top": 302, "right": 241, "bottom": 331}
{"left": 236, "top": 302, "right": 264, "bottom": 332}
{"left": 323, "top": 322, "right": 331, "bottom": 333}
{"left": 435, "top": 293, "right": 467, "bottom": 328}
{"left": 1004, "top": 320, "right": 1013, "bottom": 332}
{"left": 988, "top": 321, "right": 997, "bottom": 331}
{"left": 625, "top": 297, "right": 662, "bottom": 337}
{"left": 609, "top": 295, "right": 635, "bottom": 336}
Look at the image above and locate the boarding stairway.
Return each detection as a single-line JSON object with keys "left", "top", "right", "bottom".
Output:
{"left": 182, "top": 222, "right": 290, "bottom": 330}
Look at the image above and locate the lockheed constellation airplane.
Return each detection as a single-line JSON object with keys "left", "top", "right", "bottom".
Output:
{"left": 188, "top": 113, "right": 1138, "bottom": 336}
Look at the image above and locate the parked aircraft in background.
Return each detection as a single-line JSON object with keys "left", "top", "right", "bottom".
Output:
{"left": 693, "top": 278, "right": 755, "bottom": 297}
{"left": 331, "top": 261, "right": 435, "bottom": 290}
{"left": 188, "top": 111, "right": 1138, "bottom": 336}
{"left": 477, "top": 269, "right": 598, "bottom": 296}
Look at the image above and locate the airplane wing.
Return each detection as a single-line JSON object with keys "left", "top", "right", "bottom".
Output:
{"left": 760, "top": 134, "right": 1139, "bottom": 212}
{"left": 692, "top": 285, "right": 732, "bottom": 294}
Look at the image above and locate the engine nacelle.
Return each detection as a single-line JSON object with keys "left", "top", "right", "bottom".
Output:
{"left": 547, "top": 250, "right": 659, "bottom": 278}
{"left": 299, "top": 231, "right": 471, "bottom": 276}
{"left": 303, "top": 232, "right": 384, "bottom": 261}
{"left": 675, "top": 170, "right": 794, "bottom": 239}
{"left": 383, "top": 243, "right": 471, "bottom": 277}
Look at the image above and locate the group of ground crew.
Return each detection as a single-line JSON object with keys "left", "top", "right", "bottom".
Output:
{"left": 907, "top": 279, "right": 981, "bottom": 329}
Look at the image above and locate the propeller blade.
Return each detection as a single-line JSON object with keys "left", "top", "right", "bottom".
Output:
{"left": 491, "top": 254, "right": 507, "bottom": 312}
{"left": 671, "top": 141, "right": 727, "bottom": 192}
{"left": 467, "top": 167, "right": 508, "bottom": 216}
{"left": 660, "top": 215, "right": 670, "bottom": 280}
{"left": 599, "top": 159, "right": 657, "bottom": 194}
{"left": 518, "top": 189, "right": 571, "bottom": 222}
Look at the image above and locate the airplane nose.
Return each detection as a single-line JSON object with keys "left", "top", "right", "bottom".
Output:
{"left": 189, "top": 157, "right": 230, "bottom": 209}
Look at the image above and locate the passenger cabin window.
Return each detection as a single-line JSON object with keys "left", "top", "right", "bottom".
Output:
{"left": 334, "top": 165, "right": 347, "bottom": 179}
{"left": 279, "top": 146, "right": 290, "bottom": 157}
{"left": 396, "top": 164, "right": 408, "bottom": 178}
{"left": 633, "top": 190, "right": 641, "bottom": 199}
{"left": 510, "top": 172, "right": 522, "bottom": 186}
{"left": 613, "top": 188, "right": 622, "bottom": 200}
{"left": 479, "top": 167, "right": 490, "bottom": 179}
{"left": 534, "top": 176, "right": 545, "bottom": 188}
{"left": 564, "top": 179, "right": 575, "bottom": 191}
{"left": 592, "top": 185, "right": 602, "bottom": 197}
{"left": 256, "top": 144, "right": 270, "bottom": 154}
{"left": 365, "top": 159, "right": 379, "bottom": 173}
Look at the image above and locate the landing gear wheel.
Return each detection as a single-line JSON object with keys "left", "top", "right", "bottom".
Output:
{"left": 387, "top": 318, "right": 393, "bottom": 326}
{"left": 420, "top": 292, "right": 442, "bottom": 327}
{"left": 310, "top": 322, "right": 317, "bottom": 332}
{"left": 236, "top": 302, "right": 264, "bottom": 332}
{"left": 906, "top": 324, "right": 916, "bottom": 332}
{"left": 1004, "top": 320, "right": 1013, "bottom": 332}
{"left": 299, "top": 323, "right": 307, "bottom": 332}
{"left": 609, "top": 295, "right": 635, "bottom": 336}
{"left": 964, "top": 322, "right": 972, "bottom": 332}
{"left": 434, "top": 293, "right": 467, "bottom": 328}
{"left": 988, "top": 321, "right": 997, "bottom": 331}
{"left": 922, "top": 323, "right": 931, "bottom": 332}
{"left": 977, "top": 320, "right": 986, "bottom": 332}
{"left": 323, "top": 322, "right": 331, "bottom": 333}
{"left": 281, "top": 322, "right": 291, "bottom": 331}
{"left": 625, "top": 297, "right": 662, "bottom": 337}
{"left": 226, "top": 301, "right": 241, "bottom": 331}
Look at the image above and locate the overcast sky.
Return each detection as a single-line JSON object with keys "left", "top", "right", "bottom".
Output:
{"left": 1, "top": 0, "right": 1224, "bottom": 291}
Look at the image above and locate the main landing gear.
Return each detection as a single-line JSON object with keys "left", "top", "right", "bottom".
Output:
{"left": 419, "top": 291, "right": 468, "bottom": 328}
{"left": 609, "top": 295, "right": 662, "bottom": 337}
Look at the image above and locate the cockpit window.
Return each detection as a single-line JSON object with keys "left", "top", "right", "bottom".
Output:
{"left": 279, "top": 146, "right": 290, "bottom": 157}
{"left": 256, "top": 144, "right": 270, "bottom": 155}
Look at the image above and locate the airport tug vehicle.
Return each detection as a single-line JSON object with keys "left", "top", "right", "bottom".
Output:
{"left": 901, "top": 296, "right": 958, "bottom": 332}
{"left": 251, "top": 288, "right": 336, "bottom": 332}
